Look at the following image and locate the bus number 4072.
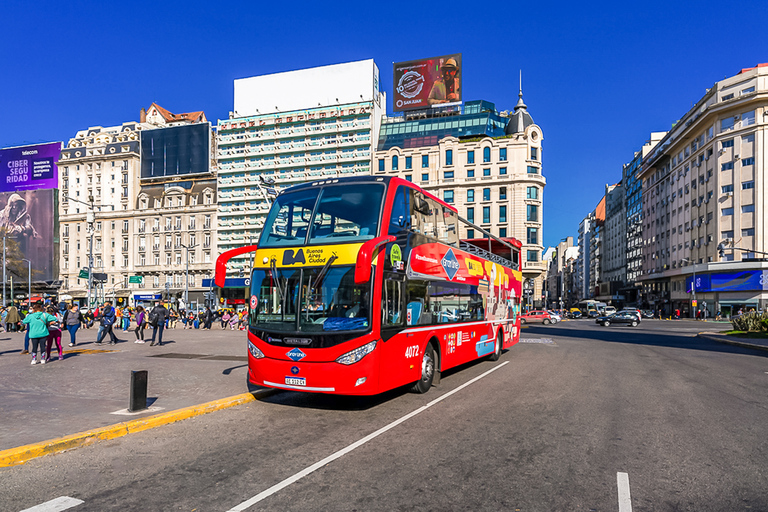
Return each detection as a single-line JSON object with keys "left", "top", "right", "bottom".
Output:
{"left": 405, "top": 345, "right": 420, "bottom": 358}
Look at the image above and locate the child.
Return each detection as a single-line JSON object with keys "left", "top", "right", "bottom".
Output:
{"left": 22, "top": 303, "right": 57, "bottom": 365}
{"left": 45, "top": 306, "right": 64, "bottom": 362}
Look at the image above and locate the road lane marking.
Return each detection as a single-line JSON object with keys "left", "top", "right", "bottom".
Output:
{"left": 227, "top": 361, "right": 510, "bottom": 512}
{"left": 617, "top": 472, "right": 632, "bottom": 512}
{"left": 20, "top": 496, "right": 84, "bottom": 511}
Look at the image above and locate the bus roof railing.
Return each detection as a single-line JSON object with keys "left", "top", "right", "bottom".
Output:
{"left": 457, "top": 216, "right": 519, "bottom": 270}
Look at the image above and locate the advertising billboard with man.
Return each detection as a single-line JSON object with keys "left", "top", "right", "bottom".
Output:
{"left": 393, "top": 54, "right": 462, "bottom": 112}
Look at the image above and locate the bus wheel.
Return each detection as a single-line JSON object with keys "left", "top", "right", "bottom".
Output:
{"left": 488, "top": 330, "right": 502, "bottom": 361}
{"left": 410, "top": 343, "right": 435, "bottom": 394}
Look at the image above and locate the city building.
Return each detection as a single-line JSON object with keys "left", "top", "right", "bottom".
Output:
{"left": 375, "top": 89, "right": 547, "bottom": 302}
{"left": 590, "top": 194, "right": 608, "bottom": 299}
{"left": 216, "top": 59, "right": 385, "bottom": 275}
{"left": 57, "top": 103, "right": 217, "bottom": 308}
{"left": 639, "top": 63, "right": 768, "bottom": 317}
{"left": 622, "top": 132, "right": 666, "bottom": 304}
{"left": 599, "top": 183, "right": 625, "bottom": 304}
{"left": 576, "top": 213, "right": 594, "bottom": 300}
{"left": 545, "top": 237, "right": 577, "bottom": 309}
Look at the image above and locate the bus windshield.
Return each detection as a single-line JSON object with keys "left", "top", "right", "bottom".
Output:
{"left": 259, "top": 183, "right": 385, "bottom": 247}
{"left": 250, "top": 265, "right": 371, "bottom": 333}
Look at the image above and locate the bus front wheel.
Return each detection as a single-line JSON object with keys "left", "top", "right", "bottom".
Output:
{"left": 410, "top": 343, "right": 435, "bottom": 394}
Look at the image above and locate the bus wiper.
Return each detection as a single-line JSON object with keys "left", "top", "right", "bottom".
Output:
{"left": 312, "top": 254, "right": 338, "bottom": 291}
{"left": 270, "top": 258, "right": 286, "bottom": 302}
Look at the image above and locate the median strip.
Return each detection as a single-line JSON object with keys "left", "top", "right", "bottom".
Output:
{"left": 0, "top": 391, "right": 263, "bottom": 468}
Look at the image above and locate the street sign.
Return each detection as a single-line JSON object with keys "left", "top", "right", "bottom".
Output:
{"left": 78, "top": 270, "right": 89, "bottom": 279}
{"left": 93, "top": 272, "right": 108, "bottom": 282}
{"left": 129, "top": 276, "right": 143, "bottom": 284}
{"left": 692, "top": 300, "right": 698, "bottom": 307}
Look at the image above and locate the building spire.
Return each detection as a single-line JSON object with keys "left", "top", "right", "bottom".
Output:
{"left": 515, "top": 70, "right": 527, "bottom": 112}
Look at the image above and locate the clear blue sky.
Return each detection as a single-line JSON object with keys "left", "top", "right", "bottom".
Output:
{"left": 2, "top": 0, "right": 767, "bottom": 248}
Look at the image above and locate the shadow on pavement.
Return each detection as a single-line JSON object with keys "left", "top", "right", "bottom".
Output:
{"left": 522, "top": 324, "right": 768, "bottom": 357}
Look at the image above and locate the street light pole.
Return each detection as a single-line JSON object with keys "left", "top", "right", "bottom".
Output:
{"left": 682, "top": 258, "right": 697, "bottom": 318}
{"left": 179, "top": 242, "right": 198, "bottom": 307}
{"left": 22, "top": 258, "right": 31, "bottom": 309}
{"left": 66, "top": 195, "right": 99, "bottom": 308}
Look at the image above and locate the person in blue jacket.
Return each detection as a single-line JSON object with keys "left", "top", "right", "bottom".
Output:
{"left": 96, "top": 301, "right": 119, "bottom": 345}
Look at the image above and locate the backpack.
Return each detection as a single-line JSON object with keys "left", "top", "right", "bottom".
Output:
{"left": 148, "top": 310, "right": 159, "bottom": 327}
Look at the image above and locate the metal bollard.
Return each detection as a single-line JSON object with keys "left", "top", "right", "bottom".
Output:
{"left": 129, "top": 370, "right": 148, "bottom": 412}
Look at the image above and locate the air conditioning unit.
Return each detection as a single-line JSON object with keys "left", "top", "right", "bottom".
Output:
{"left": 734, "top": 154, "right": 740, "bottom": 160}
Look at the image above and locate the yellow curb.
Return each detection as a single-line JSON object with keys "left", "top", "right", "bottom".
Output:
{"left": 0, "top": 392, "right": 261, "bottom": 468}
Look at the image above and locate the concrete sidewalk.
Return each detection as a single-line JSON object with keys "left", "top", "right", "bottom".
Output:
{"left": 0, "top": 326, "right": 253, "bottom": 452}
{"left": 697, "top": 331, "right": 768, "bottom": 353}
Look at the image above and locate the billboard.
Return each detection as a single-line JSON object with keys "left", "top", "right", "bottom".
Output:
{"left": 140, "top": 123, "right": 210, "bottom": 179}
{"left": 0, "top": 188, "right": 55, "bottom": 281}
{"left": 393, "top": 54, "right": 462, "bottom": 112}
{"left": 0, "top": 142, "right": 60, "bottom": 192}
{"left": 686, "top": 271, "right": 768, "bottom": 293}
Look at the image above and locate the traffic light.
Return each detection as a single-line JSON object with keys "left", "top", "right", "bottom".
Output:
{"left": 238, "top": 268, "right": 244, "bottom": 278}
{"left": 717, "top": 242, "right": 725, "bottom": 258}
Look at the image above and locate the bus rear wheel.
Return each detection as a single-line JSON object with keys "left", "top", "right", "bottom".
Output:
{"left": 488, "top": 330, "right": 502, "bottom": 361}
{"left": 410, "top": 343, "right": 435, "bottom": 394}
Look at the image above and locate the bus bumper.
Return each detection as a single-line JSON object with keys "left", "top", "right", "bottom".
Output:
{"left": 247, "top": 351, "right": 379, "bottom": 395}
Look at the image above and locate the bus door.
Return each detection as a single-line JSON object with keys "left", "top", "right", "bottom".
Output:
{"left": 379, "top": 271, "right": 417, "bottom": 389}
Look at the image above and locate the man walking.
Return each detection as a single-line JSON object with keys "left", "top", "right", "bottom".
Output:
{"left": 203, "top": 306, "right": 214, "bottom": 330}
{"left": 149, "top": 301, "right": 169, "bottom": 346}
{"left": 96, "top": 301, "right": 119, "bottom": 345}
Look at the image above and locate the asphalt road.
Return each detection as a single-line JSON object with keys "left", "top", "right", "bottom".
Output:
{"left": 3, "top": 320, "right": 768, "bottom": 511}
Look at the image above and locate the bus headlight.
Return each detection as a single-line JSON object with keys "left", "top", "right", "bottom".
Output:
{"left": 336, "top": 340, "right": 377, "bottom": 365}
{"left": 248, "top": 340, "right": 265, "bottom": 359}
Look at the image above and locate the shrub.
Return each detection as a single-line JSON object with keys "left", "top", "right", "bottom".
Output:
{"left": 732, "top": 311, "right": 768, "bottom": 331}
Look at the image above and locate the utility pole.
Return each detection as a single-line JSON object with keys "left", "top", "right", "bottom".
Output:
{"left": 22, "top": 258, "right": 31, "bottom": 309}
{"left": 179, "top": 242, "right": 198, "bottom": 307}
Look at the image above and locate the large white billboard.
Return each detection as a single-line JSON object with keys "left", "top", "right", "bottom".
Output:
{"left": 234, "top": 59, "right": 380, "bottom": 117}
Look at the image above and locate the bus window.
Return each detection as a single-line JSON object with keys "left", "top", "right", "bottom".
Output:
{"left": 382, "top": 276, "right": 403, "bottom": 327}
{"left": 308, "top": 184, "right": 385, "bottom": 243}
{"left": 437, "top": 207, "right": 459, "bottom": 246}
{"left": 260, "top": 188, "right": 319, "bottom": 247}
{"left": 406, "top": 281, "right": 430, "bottom": 325}
{"left": 388, "top": 186, "right": 412, "bottom": 235}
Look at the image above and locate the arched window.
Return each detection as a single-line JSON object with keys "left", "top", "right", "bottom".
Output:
{"left": 483, "top": 147, "right": 491, "bottom": 163}
{"left": 392, "top": 155, "right": 399, "bottom": 171}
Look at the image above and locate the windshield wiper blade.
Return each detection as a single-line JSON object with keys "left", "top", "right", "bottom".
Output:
{"left": 312, "top": 253, "right": 338, "bottom": 291}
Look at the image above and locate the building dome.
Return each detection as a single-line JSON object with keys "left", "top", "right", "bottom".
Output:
{"left": 505, "top": 72, "right": 534, "bottom": 135}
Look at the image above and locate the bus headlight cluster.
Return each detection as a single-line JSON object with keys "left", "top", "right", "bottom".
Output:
{"left": 336, "top": 340, "right": 377, "bottom": 366}
{"left": 248, "top": 340, "right": 265, "bottom": 359}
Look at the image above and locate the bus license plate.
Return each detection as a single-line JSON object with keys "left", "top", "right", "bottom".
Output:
{"left": 285, "top": 377, "right": 306, "bottom": 386}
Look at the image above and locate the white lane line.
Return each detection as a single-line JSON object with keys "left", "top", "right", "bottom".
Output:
{"left": 20, "top": 496, "right": 84, "bottom": 512}
{"left": 227, "top": 361, "right": 510, "bottom": 512}
{"left": 617, "top": 472, "right": 632, "bottom": 512}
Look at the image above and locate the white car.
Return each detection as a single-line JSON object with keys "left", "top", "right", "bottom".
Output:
{"left": 547, "top": 310, "right": 562, "bottom": 323}
{"left": 603, "top": 306, "right": 617, "bottom": 315}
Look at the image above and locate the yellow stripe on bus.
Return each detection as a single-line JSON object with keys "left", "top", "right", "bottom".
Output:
{"left": 252, "top": 243, "right": 364, "bottom": 268}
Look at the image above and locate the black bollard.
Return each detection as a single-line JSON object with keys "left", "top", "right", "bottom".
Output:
{"left": 129, "top": 370, "right": 148, "bottom": 412}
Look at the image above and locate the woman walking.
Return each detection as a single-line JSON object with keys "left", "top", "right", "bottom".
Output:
{"left": 64, "top": 304, "right": 84, "bottom": 347}
{"left": 22, "top": 303, "right": 56, "bottom": 365}
{"left": 134, "top": 306, "right": 146, "bottom": 343}
{"left": 45, "top": 306, "right": 64, "bottom": 362}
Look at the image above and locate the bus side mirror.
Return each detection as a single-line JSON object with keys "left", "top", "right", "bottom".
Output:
{"left": 355, "top": 236, "right": 395, "bottom": 284}
{"left": 215, "top": 245, "right": 259, "bottom": 287}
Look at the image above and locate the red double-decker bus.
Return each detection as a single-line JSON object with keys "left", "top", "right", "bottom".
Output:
{"left": 215, "top": 176, "right": 523, "bottom": 395}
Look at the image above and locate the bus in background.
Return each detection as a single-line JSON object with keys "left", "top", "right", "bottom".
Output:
{"left": 215, "top": 176, "right": 523, "bottom": 395}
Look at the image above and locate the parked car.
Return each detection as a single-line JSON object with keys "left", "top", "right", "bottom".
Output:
{"left": 521, "top": 310, "right": 553, "bottom": 325}
{"left": 595, "top": 311, "right": 640, "bottom": 327}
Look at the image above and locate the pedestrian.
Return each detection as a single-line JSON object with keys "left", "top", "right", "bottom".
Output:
{"left": 45, "top": 306, "right": 64, "bottom": 362}
{"left": 204, "top": 306, "right": 214, "bottom": 330}
{"left": 229, "top": 312, "right": 239, "bottom": 330}
{"left": 134, "top": 306, "right": 146, "bottom": 343}
{"left": 169, "top": 308, "right": 178, "bottom": 329}
{"left": 6, "top": 304, "right": 20, "bottom": 333}
{"left": 122, "top": 307, "right": 131, "bottom": 332}
{"left": 0, "top": 306, "right": 6, "bottom": 332}
{"left": 63, "top": 304, "right": 84, "bottom": 347}
{"left": 221, "top": 310, "right": 231, "bottom": 329}
{"left": 149, "top": 301, "right": 169, "bottom": 346}
{"left": 96, "top": 301, "right": 119, "bottom": 345}
{"left": 22, "top": 303, "right": 57, "bottom": 365}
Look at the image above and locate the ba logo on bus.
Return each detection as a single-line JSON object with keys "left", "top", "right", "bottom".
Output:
{"left": 441, "top": 249, "right": 460, "bottom": 281}
{"left": 286, "top": 348, "right": 307, "bottom": 361}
